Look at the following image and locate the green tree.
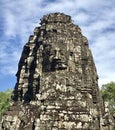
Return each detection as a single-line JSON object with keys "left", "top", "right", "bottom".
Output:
{"left": 101, "top": 82, "right": 115, "bottom": 114}
{"left": 0, "top": 89, "right": 12, "bottom": 116}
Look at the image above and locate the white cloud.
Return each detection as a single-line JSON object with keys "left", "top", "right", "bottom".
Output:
{"left": 0, "top": 0, "right": 115, "bottom": 89}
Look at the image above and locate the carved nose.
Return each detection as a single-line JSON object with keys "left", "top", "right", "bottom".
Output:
{"left": 54, "top": 49, "right": 60, "bottom": 59}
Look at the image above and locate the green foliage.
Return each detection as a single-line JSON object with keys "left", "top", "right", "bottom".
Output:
{"left": 0, "top": 89, "right": 12, "bottom": 116}
{"left": 101, "top": 82, "right": 115, "bottom": 114}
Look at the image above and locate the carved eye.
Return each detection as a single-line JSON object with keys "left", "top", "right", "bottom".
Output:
{"left": 50, "top": 50, "right": 55, "bottom": 56}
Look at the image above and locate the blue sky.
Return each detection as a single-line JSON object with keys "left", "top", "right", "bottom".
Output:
{"left": 0, "top": 0, "right": 115, "bottom": 91}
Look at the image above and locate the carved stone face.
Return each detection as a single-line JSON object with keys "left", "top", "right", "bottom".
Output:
{"left": 50, "top": 47, "right": 67, "bottom": 71}
{"left": 42, "top": 44, "right": 67, "bottom": 72}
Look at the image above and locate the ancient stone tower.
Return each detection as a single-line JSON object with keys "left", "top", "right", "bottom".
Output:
{"left": 0, "top": 13, "right": 114, "bottom": 130}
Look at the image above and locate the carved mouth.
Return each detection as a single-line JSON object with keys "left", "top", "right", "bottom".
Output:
{"left": 51, "top": 58, "right": 67, "bottom": 71}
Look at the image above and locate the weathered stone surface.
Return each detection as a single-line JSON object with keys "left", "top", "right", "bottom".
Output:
{"left": 0, "top": 13, "right": 114, "bottom": 130}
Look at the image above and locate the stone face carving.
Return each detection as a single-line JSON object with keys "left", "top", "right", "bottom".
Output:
{"left": 0, "top": 13, "right": 114, "bottom": 130}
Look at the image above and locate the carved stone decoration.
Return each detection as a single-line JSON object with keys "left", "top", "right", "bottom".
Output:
{"left": 0, "top": 13, "right": 114, "bottom": 130}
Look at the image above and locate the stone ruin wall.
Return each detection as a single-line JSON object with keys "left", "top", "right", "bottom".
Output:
{"left": 0, "top": 13, "right": 114, "bottom": 130}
